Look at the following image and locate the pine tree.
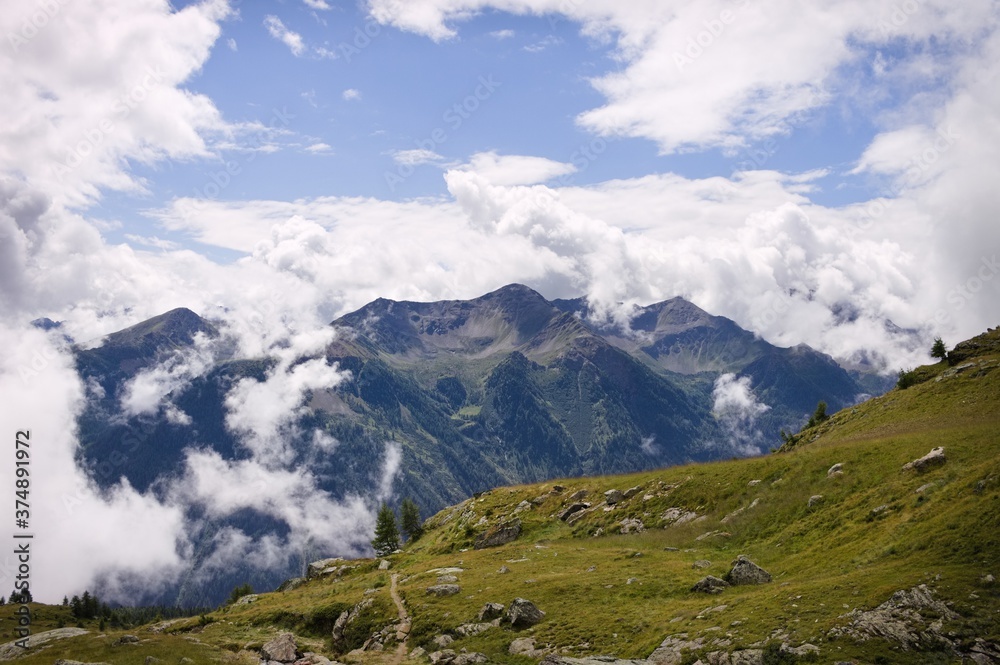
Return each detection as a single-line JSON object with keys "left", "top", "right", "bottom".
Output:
{"left": 931, "top": 337, "right": 948, "bottom": 361}
{"left": 371, "top": 502, "right": 400, "bottom": 556}
{"left": 400, "top": 497, "right": 423, "bottom": 542}
{"left": 70, "top": 595, "right": 82, "bottom": 618}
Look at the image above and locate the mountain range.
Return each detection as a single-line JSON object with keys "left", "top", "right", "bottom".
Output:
{"left": 69, "top": 284, "right": 892, "bottom": 605}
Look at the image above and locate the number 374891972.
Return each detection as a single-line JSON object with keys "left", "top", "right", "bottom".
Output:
{"left": 15, "top": 431, "right": 29, "bottom": 529}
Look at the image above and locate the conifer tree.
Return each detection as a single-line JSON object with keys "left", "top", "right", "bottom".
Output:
{"left": 371, "top": 502, "right": 400, "bottom": 556}
{"left": 400, "top": 497, "right": 423, "bottom": 542}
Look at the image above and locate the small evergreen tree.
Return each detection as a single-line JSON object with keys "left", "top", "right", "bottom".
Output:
{"left": 806, "top": 401, "right": 828, "bottom": 428}
{"left": 371, "top": 502, "right": 400, "bottom": 556}
{"left": 400, "top": 497, "right": 423, "bottom": 542}
{"left": 931, "top": 337, "right": 948, "bottom": 361}
{"left": 227, "top": 583, "right": 254, "bottom": 605}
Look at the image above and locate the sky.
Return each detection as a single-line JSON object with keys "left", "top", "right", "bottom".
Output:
{"left": 1, "top": 0, "right": 999, "bottom": 603}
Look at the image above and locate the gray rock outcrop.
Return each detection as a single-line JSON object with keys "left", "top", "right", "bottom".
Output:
{"left": 332, "top": 597, "right": 373, "bottom": 645}
{"left": 559, "top": 503, "right": 590, "bottom": 521}
{"left": 604, "top": 489, "right": 624, "bottom": 505}
{"left": 474, "top": 518, "right": 522, "bottom": 549}
{"left": 426, "top": 584, "right": 461, "bottom": 596}
{"left": 0, "top": 628, "right": 90, "bottom": 660}
{"left": 619, "top": 518, "right": 645, "bottom": 534}
{"left": 903, "top": 446, "right": 946, "bottom": 471}
{"left": 505, "top": 597, "right": 545, "bottom": 627}
{"left": 261, "top": 632, "right": 300, "bottom": 662}
{"left": 724, "top": 556, "right": 772, "bottom": 585}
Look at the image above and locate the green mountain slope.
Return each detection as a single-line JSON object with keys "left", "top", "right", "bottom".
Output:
{"left": 18, "top": 328, "right": 999, "bottom": 664}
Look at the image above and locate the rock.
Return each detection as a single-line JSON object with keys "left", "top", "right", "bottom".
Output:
{"left": 692, "top": 559, "right": 712, "bottom": 569}
{"left": 747, "top": 479, "right": 761, "bottom": 486}
{"left": 332, "top": 597, "right": 373, "bottom": 644}
{"left": 981, "top": 573, "right": 996, "bottom": 586}
{"left": 429, "top": 649, "right": 456, "bottom": 665}
{"left": 626, "top": 577, "right": 638, "bottom": 585}
{"left": 427, "top": 584, "right": 461, "bottom": 596}
{"left": 409, "top": 647, "right": 427, "bottom": 660}
{"left": 808, "top": 494, "right": 823, "bottom": 507}
{"left": 781, "top": 643, "right": 820, "bottom": 657}
{"left": 455, "top": 621, "right": 498, "bottom": 637}
{"left": 827, "top": 463, "right": 844, "bottom": 477}
{"left": 510, "top": 637, "right": 539, "bottom": 655}
{"left": 432, "top": 635, "right": 454, "bottom": 648}
{"left": 112, "top": 634, "right": 140, "bottom": 646}
{"left": 144, "top": 657, "right": 163, "bottom": 665}
{"left": 619, "top": 517, "right": 645, "bottom": 534}
{"left": 604, "top": 489, "right": 624, "bottom": 505}
{"left": 661, "top": 507, "right": 700, "bottom": 526}
{"left": 477, "top": 602, "right": 505, "bottom": 621}
{"left": 53, "top": 661, "right": 111, "bottom": 665}
{"left": 276, "top": 577, "right": 306, "bottom": 592}
{"left": 437, "top": 574, "right": 459, "bottom": 583}
{"left": 261, "top": 632, "right": 300, "bottom": 662}
{"left": 570, "top": 489, "right": 589, "bottom": 500}
{"left": 474, "top": 518, "right": 522, "bottom": 549}
{"left": 915, "top": 482, "right": 936, "bottom": 493}
{"left": 1, "top": 627, "right": 89, "bottom": 660}
{"left": 234, "top": 593, "right": 258, "bottom": 605}
{"left": 378, "top": 559, "right": 391, "bottom": 570}
{"left": 505, "top": 597, "right": 546, "bottom": 627}
{"left": 829, "top": 584, "right": 960, "bottom": 650}
{"left": 518, "top": 499, "right": 536, "bottom": 511}
{"left": 648, "top": 634, "right": 707, "bottom": 664}
{"left": 902, "top": 446, "right": 946, "bottom": 471}
{"left": 307, "top": 557, "right": 345, "bottom": 579}
{"left": 692, "top": 575, "right": 730, "bottom": 594}
{"left": 498, "top": 565, "right": 511, "bottom": 574}
{"left": 559, "top": 502, "right": 590, "bottom": 521}
{"left": 454, "top": 653, "right": 488, "bottom": 665}
{"left": 724, "top": 555, "right": 772, "bottom": 585}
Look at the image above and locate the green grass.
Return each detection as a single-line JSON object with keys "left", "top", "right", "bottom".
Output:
{"left": 9, "top": 334, "right": 1000, "bottom": 664}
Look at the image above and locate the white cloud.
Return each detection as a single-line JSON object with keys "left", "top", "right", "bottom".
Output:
{"left": 226, "top": 37, "right": 237, "bottom": 51}
{"left": 366, "top": 0, "right": 998, "bottom": 153}
{"left": 342, "top": 88, "right": 362, "bottom": 101}
{"left": 460, "top": 151, "right": 577, "bottom": 186}
{"left": 490, "top": 29, "right": 515, "bottom": 39}
{"left": 119, "top": 332, "right": 218, "bottom": 420}
{"left": 303, "top": 0, "right": 332, "bottom": 9}
{"left": 264, "top": 15, "right": 306, "bottom": 56}
{"left": 305, "top": 142, "right": 334, "bottom": 154}
{"left": 711, "top": 373, "right": 770, "bottom": 456}
{"left": 392, "top": 148, "right": 445, "bottom": 166}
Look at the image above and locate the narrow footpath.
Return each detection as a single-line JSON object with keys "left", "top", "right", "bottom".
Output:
{"left": 389, "top": 573, "right": 410, "bottom": 665}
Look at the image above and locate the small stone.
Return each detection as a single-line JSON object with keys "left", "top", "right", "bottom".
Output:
{"left": 693, "top": 560, "right": 712, "bottom": 569}
{"left": 261, "top": 632, "right": 299, "bottom": 662}
{"left": 497, "top": 566, "right": 510, "bottom": 574}
{"left": 570, "top": 489, "right": 589, "bottom": 500}
{"left": 981, "top": 574, "right": 996, "bottom": 586}
{"left": 623, "top": 486, "right": 643, "bottom": 499}
{"left": 692, "top": 576, "right": 730, "bottom": 594}
{"left": 827, "top": 463, "right": 844, "bottom": 478}
{"left": 626, "top": 577, "right": 638, "bottom": 585}
{"left": 437, "top": 574, "right": 459, "bottom": 584}
{"left": 748, "top": 479, "right": 762, "bottom": 486}
{"left": 432, "top": 635, "right": 454, "bottom": 648}
{"left": 915, "top": 483, "right": 936, "bottom": 494}
{"left": 378, "top": 559, "right": 391, "bottom": 570}
{"left": 619, "top": 517, "right": 645, "bottom": 534}
{"left": 558, "top": 503, "right": 590, "bottom": 521}
{"left": 808, "top": 494, "right": 824, "bottom": 507}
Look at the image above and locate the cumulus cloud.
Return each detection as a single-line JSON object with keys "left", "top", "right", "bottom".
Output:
{"left": 710, "top": 373, "right": 771, "bottom": 456}
{"left": 120, "top": 332, "right": 218, "bottom": 420}
{"left": 459, "top": 151, "right": 577, "bottom": 186}
{"left": 342, "top": 88, "right": 362, "bottom": 101}
{"left": 392, "top": 148, "right": 444, "bottom": 166}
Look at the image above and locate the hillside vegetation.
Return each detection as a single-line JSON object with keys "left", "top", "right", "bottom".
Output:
{"left": 6, "top": 329, "right": 999, "bottom": 664}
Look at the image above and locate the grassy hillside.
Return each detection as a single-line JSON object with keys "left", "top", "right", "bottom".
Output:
{"left": 7, "top": 330, "right": 999, "bottom": 664}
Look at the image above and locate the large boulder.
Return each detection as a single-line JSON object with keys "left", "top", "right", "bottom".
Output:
{"left": 261, "top": 632, "right": 300, "bottom": 662}
{"left": 691, "top": 576, "right": 730, "bottom": 594}
{"left": 903, "top": 447, "right": 946, "bottom": 471}
{"left": 474, "top": 518, "right": 522, "bottom": 549}
{"left": 276, "top": 577, "right": 306, "bottom": 592}
{"left": 307, "top": 557, "right": 346, "bottom": 579}
{"left": 724, "top": 555, "right": 772, "bottom": 585}
{"left": 426, "top": 584, "right": 461, "bottom": 596}
{"left": 505, "top": 597, "right": 545, "bottom": 627}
